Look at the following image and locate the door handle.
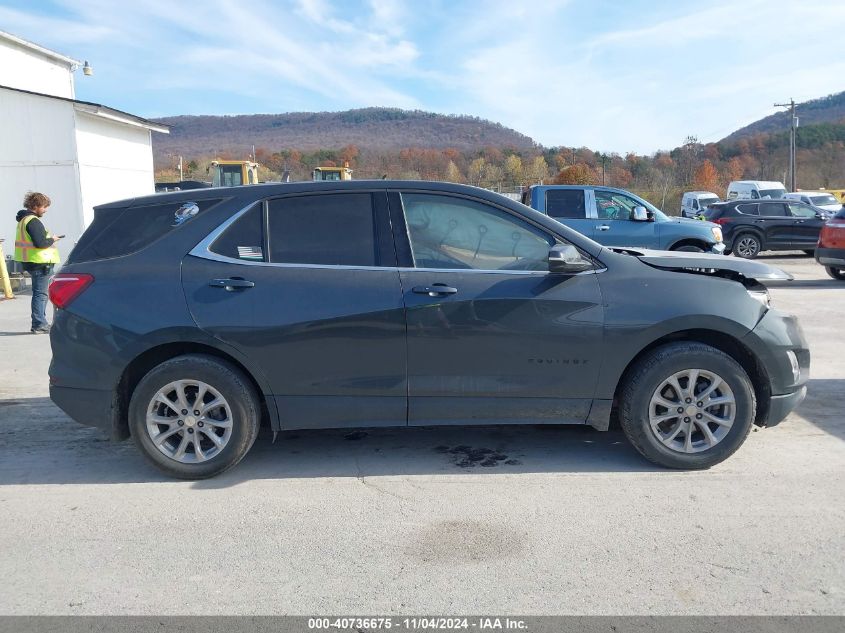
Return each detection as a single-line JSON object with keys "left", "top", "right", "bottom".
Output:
{"left": 596, "top": 224, "right": 610, "bottom": 231}
{"left": 412, "top": 284, "right": 458, "bottom": 296}
{"left": 795, "top": 220, "right": 805, "bottom": 224}
{"left": 209, "top": 278, "right": 255, "bottom": 291}
{"left": 754, "top": 219, "right": 766, "bottom": 223}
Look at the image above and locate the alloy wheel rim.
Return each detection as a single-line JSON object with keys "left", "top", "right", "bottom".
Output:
{"left": 737, "top": 237, "right": 759, "bottom": 257}
{"left": 145, "top": 380, "right": 233, "bottom": 463}
{"left": 648, "top": 369, "right": 736, "bottom": 454}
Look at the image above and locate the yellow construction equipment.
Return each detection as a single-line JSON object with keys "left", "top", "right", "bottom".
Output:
{"left": 208, "top": 160, "right": 260, "bottom": 187}
{"left": 313, "top": 165, "right": 353, "bottom": 181}
{"left": 1, "top": 241, "right": 15, "bottom": 300}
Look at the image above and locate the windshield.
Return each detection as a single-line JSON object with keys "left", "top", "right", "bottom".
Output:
{"left": 810, "top": 195, "right": 840, "bottom": 206}
{"left": 759, "top": 188, "right": 785, "bottom": 199}
{"left": 211, "top": 164, "right": 243, "bottom": 187}
{"left": 700, "top": 197, "right": 719, "bottom": 208}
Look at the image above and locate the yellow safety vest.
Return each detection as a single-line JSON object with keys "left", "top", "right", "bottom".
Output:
{"left": 14, "top": 215, "right": 60, "bottom": 264}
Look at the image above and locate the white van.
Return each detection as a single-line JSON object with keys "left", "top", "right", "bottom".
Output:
{"left": 726, "top": 180, "right": 787, "bottom": 200}
{"left": 783, "top": 191, "right": 844, "bottom": 213}
{"left": 681, "top": 191, "right": 721, "bottom": 218}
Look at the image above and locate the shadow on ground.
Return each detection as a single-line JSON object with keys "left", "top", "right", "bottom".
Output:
{"left": 1, "top": 379, "right": 839, "bottom": 487}
{"left": 0, "top": 397, "right": 656, "bottom": 486}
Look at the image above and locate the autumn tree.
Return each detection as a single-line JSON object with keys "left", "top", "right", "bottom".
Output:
{"left": 554, "top": 163, "right": 598, "bottom": 185}
{"left": 445, "top": 160, "right": 463, "bottom": 183}
{"left": 504, "top": 154, "right": 523, "bottom": 187}
{"left": 693, "top": 159, "right": 720, "bottom": 192}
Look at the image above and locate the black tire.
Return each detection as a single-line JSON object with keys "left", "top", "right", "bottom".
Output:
{"left": 672, "top": 244, "right": 705, "bottom": 253}
{"left": 733, "top": 233, "right": 762, "bottom": 259}
{"left": 129, "top": 354, "right": 260, "bottom": 479}
{"left": 619, "top": 342, "right": 756, "bottom": 470}
{"left": 826, "top": 266, "right": 845, "bottom": 280}
{"left": 803, "top": 249, "right": 815, "bottom": 256}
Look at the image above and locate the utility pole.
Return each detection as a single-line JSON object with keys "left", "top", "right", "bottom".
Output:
{"left": 599, "top": 153, "right": 609, "bottom": 185}
{"left": 177, "top": 155, "right": 183, "bottom": 181}
{"left": 774, "top": 99, "right": 797, "bottom": 191}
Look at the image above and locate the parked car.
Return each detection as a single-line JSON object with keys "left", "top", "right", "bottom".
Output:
{"left": 815, "top": 207, "right": 845, "bottom": 280}
{"left": 783, "top": 191, "right": 843, "bottom": 215}
{"left": 681, "top": 191, "right": 721, "bottom": 218}
{"left": 704, "top": 199, "right": 828, "bottom": 258}
{"left": 49, "top": 181, "right": 808, "bottom": 478}
{"left": 522, "top": 185, "right": 725, "bottom": 253}
{"left": 727, "top": 180, "right": 787, "bottom": 201}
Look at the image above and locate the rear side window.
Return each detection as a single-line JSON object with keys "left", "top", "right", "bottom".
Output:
{"left": 67, "top": 198, "right": 222, "bottom": 263}
{"left": 545, "top": 189, "right": 586, "bottom": 219}
{"left": 736, "top": 203, "right": 758, "bottom": 215}
{"left": 210, "top": 204, "right": 265, "bottom": 262}
{"left": 267, "top": 193, "right": 378, "bottom": 266}
{"left": 759, "top": 203, "right": 787, "bottom": 217}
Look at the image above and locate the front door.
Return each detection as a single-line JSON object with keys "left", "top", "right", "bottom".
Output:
{"left": 786, "top": 202, "right": 826, "bottom": 248}
{"left": 390, "top": 191, "right": 604, "bottom": 426}
{"left": 592, "top": 189, "right": 659, "bottom": 248}
{"left": 181, "top": 192, "right": 408, "bottom": 429}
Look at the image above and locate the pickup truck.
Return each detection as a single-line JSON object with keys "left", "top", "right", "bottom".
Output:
{"left": 522, "top": 185, "right": 726, "bottom": 253}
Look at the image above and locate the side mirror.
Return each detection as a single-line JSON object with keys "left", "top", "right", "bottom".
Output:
{"left": 548, "top": 244, "right": 593, "bottom": 274}
{"left": 632, "top": 206, "right": 650, "bottom": 222}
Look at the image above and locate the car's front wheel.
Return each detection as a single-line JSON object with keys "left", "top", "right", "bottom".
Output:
{"left": 619, "top": 342, "right": 756, "bottom": 469}
{"left": 826, "top": 266, "right": 845, "bottom": 280}
{"left": 128, "top": 354, "right": 260, "bottom": 479}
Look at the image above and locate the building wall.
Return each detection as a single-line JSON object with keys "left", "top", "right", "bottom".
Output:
{"left": 75, "top": 112, "right": 156, "bottom": 228}
{"left": 0, "top": 89, "right": 83, "bottom": 262}
{"left": 0, "top": 38, "right": 75, "bottom": 98}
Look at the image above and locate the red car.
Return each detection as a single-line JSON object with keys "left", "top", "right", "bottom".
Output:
{"left": 816, "top": 207, "right": 845, "bottom": 280}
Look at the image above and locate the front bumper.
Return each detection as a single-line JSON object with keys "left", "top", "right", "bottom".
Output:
{"left": 815, "top": 247, "right": 845, "bottom": 268}
{"left": 766, "top": 386, "right": 807, "bottom": 427}
{"left": 742, "top": 308, "right": 810, "bottom": 427}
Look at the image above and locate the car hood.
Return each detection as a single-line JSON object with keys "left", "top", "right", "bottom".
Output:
{"left": 608, "top": 247, "right": 793, "bottom": 281}
{"left": 662, "top": 216, "right": 717, "bottom": 228}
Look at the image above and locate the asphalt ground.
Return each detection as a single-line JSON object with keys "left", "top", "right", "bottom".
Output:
{"left": 0, "top": 252, "right": 842, "bottom": 615}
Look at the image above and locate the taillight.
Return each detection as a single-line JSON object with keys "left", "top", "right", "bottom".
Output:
{"left": 819, "top": 226, "right": 832, "bottom": 248}
{"left": 49, "top": 274, "right": 94, "bottom": 309}
{"left": 714, "top": 217, "right": 732, "bottom": 225}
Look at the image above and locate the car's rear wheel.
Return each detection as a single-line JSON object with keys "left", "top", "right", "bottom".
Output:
{"left": 733, "top": 233, "right": 762, "bottom": 259}
{"left": 129, "top": 354, "right": 260, "bottom": 479}
{"left": 826, "top": 266, "right": 845, "bottom": 280}
{"left": 619, "top": 342, "right": 756, "bottom": 469}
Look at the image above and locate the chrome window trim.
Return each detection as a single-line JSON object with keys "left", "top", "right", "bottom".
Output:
{"left": 189, "top": 200, "right": 604, "bottom": 276}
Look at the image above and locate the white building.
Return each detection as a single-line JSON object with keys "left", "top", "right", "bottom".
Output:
{"left": 0, "top": 30, "right": 168, "bottom": 261}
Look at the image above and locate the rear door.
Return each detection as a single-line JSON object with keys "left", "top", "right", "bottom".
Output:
{"left": 390, "top": 190, "right": 604, "bottom": 426}
{"left": 181, "top": 191, "right": 408, "bottom": 430}
{"left": 756, "top": 202, "right": 793, "bottom": 248}
{"left": 543, "top": 188, "right": 595, "bottom": 239}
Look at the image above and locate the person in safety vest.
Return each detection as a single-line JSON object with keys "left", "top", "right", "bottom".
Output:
{"left": 14, "top": 192, "right": 63, "bottom": 333}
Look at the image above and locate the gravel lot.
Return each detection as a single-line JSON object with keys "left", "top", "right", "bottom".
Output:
{"left": 0, "top": 252, "right": 842, "bottom": 615}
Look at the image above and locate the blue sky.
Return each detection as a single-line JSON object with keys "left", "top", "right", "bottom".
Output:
{"left": 3, "top": 0, "right": 845, "bottom": 153}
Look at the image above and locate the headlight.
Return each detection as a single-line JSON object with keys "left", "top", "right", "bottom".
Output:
{"left": 711, "top": 226, "right": 723, "bottom": 242}
{"left": 748, "top": 289, "right": 770, "bottom": 310}
{"left": 786, "top": 350, "right": 800, "bottom": 383}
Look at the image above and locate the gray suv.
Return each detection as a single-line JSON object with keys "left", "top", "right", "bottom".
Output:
{"left": 48, "top": 181, "right": 808, "bottom": 478}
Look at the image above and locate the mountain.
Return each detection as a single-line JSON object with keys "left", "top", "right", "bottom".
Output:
{"left": 151, "top": 108, "right": 538, "bottom": 160}
{"left": 721, "top": 90, "right": 845, "bottom": 142}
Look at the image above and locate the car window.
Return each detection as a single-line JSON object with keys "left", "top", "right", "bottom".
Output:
{"left": 758, "top": 202, "right": 787, "bottom": 217}
{"left": 402, "top": 193, "right": 555, "bottom": 271}
{"left": 736, "top": 203, "right": 759, "bottom": 215}
{"left": 595, "top": 190, "right": 643, "bottom": 220}
{"left": 545, "top": 189, "right": 586, "bottom": 219}
{"left": 267, "top": 193, "right": 379, "bottom": 266}
{"left": 210, "top": 203, "right": 265, "bottom": 262}
{"left": 788, "top": 203, "right": 816, "bottom": 218}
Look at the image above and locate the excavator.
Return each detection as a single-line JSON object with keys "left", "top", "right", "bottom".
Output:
{"left": 312, "top": 163, "right": 353, "bottom": 181}
{"left": 208, "top": 160, "right": 260, "bottom": 187}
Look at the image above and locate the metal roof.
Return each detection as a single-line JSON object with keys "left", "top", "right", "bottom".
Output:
{"left": 0, "top": 30, "right": 82, "bottom": 68}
